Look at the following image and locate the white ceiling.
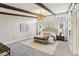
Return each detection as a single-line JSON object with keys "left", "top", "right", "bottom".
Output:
{"left": 4, "top": 3, "right": 52, "bottom": 16}
{"left": 0, "top": 3, "right": 70, "bottom": 17}
{"left": 43, "top": 3, "right": 70, "bottom": 14}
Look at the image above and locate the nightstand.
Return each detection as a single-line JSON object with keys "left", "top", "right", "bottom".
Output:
{"left": 56, "top": 36, "right": 64, "bottom": 41}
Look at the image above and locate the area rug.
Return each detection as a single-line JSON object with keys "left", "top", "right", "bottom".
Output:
{"left": 22, "top": 39, "right": 59, "bottom": 55}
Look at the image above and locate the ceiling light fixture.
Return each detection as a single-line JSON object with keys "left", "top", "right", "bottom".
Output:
{"left": 37, "top": 9, "right": 45, "bottom": 21}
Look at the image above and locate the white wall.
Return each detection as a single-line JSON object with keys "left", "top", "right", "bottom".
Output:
{"left": 45, "top": 13, "right": 68, "bottom": 40}
{"left": 0, "top": 14, "right": 36, "bottom": 44}
{"left": 55, "top": 13, "right": 68, "bottom": 37}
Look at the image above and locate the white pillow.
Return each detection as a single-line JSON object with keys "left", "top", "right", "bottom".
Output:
{"left": 48, "top": 37, "right": 54, "bottom": 44}
{"left": 50, "top": 32, "right": 56, "bottom": 40}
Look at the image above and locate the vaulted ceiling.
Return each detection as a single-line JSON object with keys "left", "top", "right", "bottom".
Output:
{"left": 0, "top": 3, "right": 71, "bottom": 18}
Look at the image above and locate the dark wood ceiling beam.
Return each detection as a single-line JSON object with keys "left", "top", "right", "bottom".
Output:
{"left": 0, "top": 11, "right": 37, "bottom": 18}
{"left": 35, "top": 3, "right": 55, "bottom": 15}
{"left": 0, "top": 3, "right": 42, "bottom": 16}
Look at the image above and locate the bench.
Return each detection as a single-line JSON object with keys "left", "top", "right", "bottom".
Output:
{"left": 34, "top": 36, "right": 49, "bottom": 45}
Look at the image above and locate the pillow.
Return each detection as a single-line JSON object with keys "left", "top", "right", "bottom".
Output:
{"left": 43, "top": 31, "right": 50, "bottom": 35}
{"left": 48, "top": 37, "right": 54, "bottom": 44}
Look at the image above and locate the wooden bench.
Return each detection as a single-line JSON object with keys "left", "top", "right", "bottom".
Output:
{"left": 34, "top": 36, "right": 49, "bottom": 45}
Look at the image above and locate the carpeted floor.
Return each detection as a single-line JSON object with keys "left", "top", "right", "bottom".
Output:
{"left": 22, "top": 39, "right": 59, "bottom": 55}
{"left": 6, "top": 39, "right": 72, "bottom": 56}
{"left": 53, "top": 41, "right": 72, "bottom": 56}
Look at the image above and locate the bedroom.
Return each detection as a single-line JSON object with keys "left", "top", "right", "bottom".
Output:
{"left": 0, "top": 3, "right": 79, "bottom": 56}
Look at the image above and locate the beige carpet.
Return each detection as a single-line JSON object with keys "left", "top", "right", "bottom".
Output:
{"left": 22, "top": 39, "right": 59, "bottom": 55}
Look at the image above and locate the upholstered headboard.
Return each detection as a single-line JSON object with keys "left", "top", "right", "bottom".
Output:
{"left": 42, "top": 26, "right": 58, "bottom": 35}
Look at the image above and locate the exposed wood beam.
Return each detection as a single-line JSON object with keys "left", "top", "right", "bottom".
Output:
{"left": 0, "top": 11, "right": 37, "bottom": 18}
{"left": 35, "top": 3, "right": 55, "bottom": 15}
{"left": 0, "top": 3, "right": 42, "bottom": 16}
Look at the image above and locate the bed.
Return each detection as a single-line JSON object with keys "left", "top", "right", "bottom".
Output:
{"left": 34, "top": 31, "right": 56, "bottom": 44}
